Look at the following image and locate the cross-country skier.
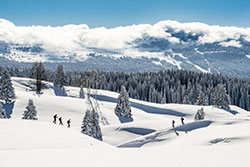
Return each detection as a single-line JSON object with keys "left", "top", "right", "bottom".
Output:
{"left": 59, "top": 117, "right": 63, "bottom": 125}
{"left": 53, "top": 114, "right": 58, "bottom": 124}
{"left": 181, "top": 117, "right": 184, "bottom": 125}
{"left": 67, "top": 119, "right": 71, "bottom": 128}
{"left": 172, "top": 120, "right": 175, "bottom": 128}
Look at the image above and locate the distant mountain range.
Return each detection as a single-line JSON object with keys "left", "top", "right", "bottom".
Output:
{"left": 0, "top": 19, "right": 250, "bottom": 78}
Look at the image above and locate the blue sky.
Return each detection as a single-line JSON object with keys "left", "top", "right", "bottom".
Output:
{"left": 1, "top": 0, "right": 250, "bottom": 28}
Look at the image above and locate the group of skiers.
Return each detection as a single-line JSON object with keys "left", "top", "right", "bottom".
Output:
{"left": 53, "top": 114, "right": 71, "bottom": 128}
{"left": 172, "top": 117, "right": 185, "bottom": 128}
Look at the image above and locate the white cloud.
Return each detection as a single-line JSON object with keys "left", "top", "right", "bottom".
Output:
{"left": 0, "top": 18, "right": 250, "bottom": 57}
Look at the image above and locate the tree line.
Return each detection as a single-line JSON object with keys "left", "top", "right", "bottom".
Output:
{"left": 0, "top": 63, "right": 249, "bottom": 111}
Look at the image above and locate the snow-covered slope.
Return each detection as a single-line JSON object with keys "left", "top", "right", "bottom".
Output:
{"left": 0, "top": 119, "right": 109, "bottom": 150}
{"left": 0, "top": 19, "right": 250, "bottom": 77}
{"left": 1, "top": 77, "right": 250, "bottom": 167}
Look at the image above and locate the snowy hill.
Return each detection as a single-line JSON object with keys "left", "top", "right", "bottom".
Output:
{"left": 0, "top": 119, "right": 109, "bottom": 150}
{"left": 1, "top": 77, "right": 250, "bottom": 167}
{"left": 0, "top": 19, "right": 250, "bottom": 77}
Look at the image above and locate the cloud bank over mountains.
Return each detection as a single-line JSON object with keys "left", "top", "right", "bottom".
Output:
{"left": 0, "top": 18, "right": 250, "bottom": 78}
{"left": 1, "top": 18, "right": 250, "bottom": 55}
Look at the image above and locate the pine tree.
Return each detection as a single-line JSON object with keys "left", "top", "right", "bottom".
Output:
{"left": 114, "top": 86, "right": 132, "bottom": 118}
{"left": 0, "top": 69, "right": 15, "bottom": 103}
{"left": 22, "top": 99, "right": 38, "bottom": 120}
{"left": 194, "top": 108, "right": 205, "bottom": 120}
{"left": 196, "top": 91, "right": 208, "bottom": 106}
{"left": 30, "top": 62, "right": 47, "bottom": 93}
{"left": 81, "top": 109, "right": 102, "bottom": 140}
{"left": 79, "top": 85, "right": 85, "bottom": 99}
{"left": 160, "top": 97, "right": 166, "bottom": 104}
{"left": 183, "top": 95, "right": 190, "bottom": 104}
{"left": 54, "top": 64, "right": 67, "bottom": 88}
{"left": 213, "top": 84, "right": 230, "bottom": 109}
{"left": 0, "top": 103, "right": 7, "bottom": 119}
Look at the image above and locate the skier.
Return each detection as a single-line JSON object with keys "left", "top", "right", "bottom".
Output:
{"left": 181, "top": 117, "right": 184, "bottom": 125}
{"left": 172, "top": 120, "right": 175, "bottom": 128}
{"left": 67, "top": 119, "right": 71, "bottom": 128}
{"left": 1, "top": 111, "right": 6, "bottom": 118}
{"left": 53, "top": 114, "right": 58, "bottom": 124}
{"left": 59, "top": 117, "right": 63, "bottom": 125}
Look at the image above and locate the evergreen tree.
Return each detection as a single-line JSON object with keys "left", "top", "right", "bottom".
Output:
{"left": 196, "top": 91, "right": 208, "bottom": 106}
{"left": 213, "top": 84, "right": 230, "bottom": 109}
{"left": 0, "top": 103, "right": 7, "bottom": 119}
{"left": 160, "top": 97, "right": 166, "bottom": 104}
{"left": 81, "top": 109, "right": 102, "bottom": 140}
{"left": 22, "top": 99, "right": 38, "bottom": 120}
{"left": 0, "top": 69, "right": 15, "bottom": 103}
{"left": 189, "top": 88, "right": 196, "bottom": 104}
{"left": 54, "top": 64, "right": 67, "bottom": 88}
{"left": 114, "top": 86, "right": 132, "bottom": 118}
{"left": 30, "top": 62, "right": 47, "bottom": 93}
{"left": 194, "top": 108, "right": 205, "bottom": 120}
{"left": 79, "top": 85, "right": 85, "bottom": 99}
{"left": 183, "top": 95, "right": 190, "bottom": 104}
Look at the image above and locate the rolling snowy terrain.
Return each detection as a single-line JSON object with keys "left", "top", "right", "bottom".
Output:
{"left": 0, "top": 77, "right": 250, "bottom": 167}
{"left": 0, "top": 19, "right": 250, "bottom": 77}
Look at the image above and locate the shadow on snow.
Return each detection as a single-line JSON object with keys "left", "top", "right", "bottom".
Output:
{"left": 1, "top": 101, "right": 15, "bottom": 118}
{"left": 115, "top": 113, "right": 133, "bottom": 123}
{"left": 53, "top": 85, "right": 68, "bottom": 97}
{"left": 119, "top": 127, "right": 156, "bottom": 135}
{"left": 222, "top": 108, "right": 238, "bottom": 115}
{"left": 91, "top": 94, "right": 186, "bottom": 117}
{"left": 174, "top": 120, "right": 212, "bottom": 132}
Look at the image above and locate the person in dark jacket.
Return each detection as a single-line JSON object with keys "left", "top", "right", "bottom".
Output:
{"left": 67, "top": 119, "right": 71, "bottom": 128}
{"left": 53, "top": 114, "right": 58, "bottom": 124}
{"left": 59, "top": 117, "right": 63, "bottom": 125}
{"left": 181, "top": 117, "right": 184, "bottom": 125}
{"left": 172, "top": 120, "right": 175, "bottom": 128}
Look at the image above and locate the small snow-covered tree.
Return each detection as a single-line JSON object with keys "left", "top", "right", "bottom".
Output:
{"left": 114, "top": 86, "right": 132, "bottom": 118}
{"left": 54, "top": 64, "right": 67, "bottom": 88}
{"left": 81, "top": 109, "right": 102, "bottom": 140}
{"left": 194, "top": 108, "right": 205, "bottom": 120}
{"left": 0, "top": 103, "right": 7, "bottom": 119}
{"left": 213, "top": 84, "right": 230, "bottom": 109}
{"left": 160, "top": 97, "right": 166, "bottom": 104}
{"left": 196, "top": 91, "right": 208, "bottom": 106}
{"left": 22, "top": 99, "right": 38, "bottom": 120}
{"left": 0, "top": 69, "right": 15, "bottom": 103}
{"left": 183, "top": 95, "right": 190, "bottom": 104}
{"left": 79, "top": 85, "right": 85, "bottom": 99}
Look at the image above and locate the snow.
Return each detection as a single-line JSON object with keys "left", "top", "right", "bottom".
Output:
{"left": 174, "top": 53, "right": 188, "bottom": 59}
{"left": 152, "top": 61, "right": 162, "bottom": 66}
{"left": 1, "top": 77, "right": 250, "bottom": 167}
{"left": 160, "top": 55, "right": 182, "bottom": 70}
{"left": 220, "top": 40, "right": 242, "bottom": 48}
{"left": 0, "top": 119, "right": 108, "bottom": 150}
{"left": 186, "top": 60, "right": 208, "bottom": 73}
{"left": 194, "top": 48, "right": 204, "bottom": 55}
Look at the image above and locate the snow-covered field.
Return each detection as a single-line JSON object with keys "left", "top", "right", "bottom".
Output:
{"left": 1, "top": 77, "right": 250, "bottom": 167}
